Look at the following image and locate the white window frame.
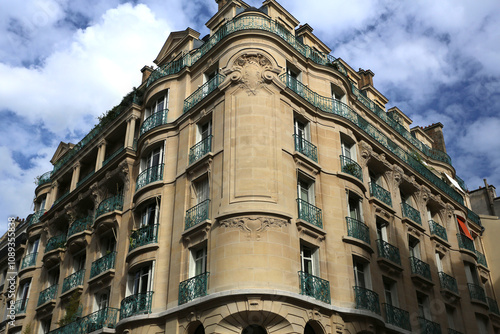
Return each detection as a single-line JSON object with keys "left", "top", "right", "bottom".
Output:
{"left": 197, "top": 120, "right": 212, "bottom": 143}
{"left": 331, "top": 83, "right": 347, "bottom": 104}
{"left": 464, "top": 262, "right": 480, "bottom": 285}
{"left": 347, "top": 192, "right": 363, "bottom": 221}
{"left": 446, "top": 305, "right": 456, "bottom": 331}
{"left": 286, "top": 63, "right": 302, "bottom": 82}
{"left": 353, "top": 258, "right": 371, "bottom": 289}
{"left": 127, "top": 262, "right": 154, "bottom": 296}
{"left": 145, "top": 93, "right": 169, "bottom": 119}
{"left": 297, "top": 177, "right": 315, "bottom": 205}
{"left": 383, "top": 278, "right": 399, "bottom": 307}
{"left": 435, "top": 252, "right": 444, "bottom": 273}
{"left": 300, "top": 244, "right": 319, "bottom": 276}
{"left": 417, "top": 292, "right": 431, "bottom": 320}
{"left": 409, "top": 235, "right": 421, "bottom": 259}
{"left": 189, "top": 245, "right": 207, "bottom": 278}
{"left": 48, "top": 266, "right": 59, "bottom": 287}
{"left": 17, "top": 279, "right": 31, "bottom": 310}
{"left": 141, "top": 144, "right": 164, "bottom": 172}
{"left": 94, "top": 288, "right": 110, "bottom": 312}
{"left": 376, "top": 220, "right": 388, "bottom": 242}
{"left": 73, "top": 251, "right": 86, "bottom": 273}
{"left": 140, "top": 202, "right": 160, "bottom": 228}
{"left": 28, "top": 238, "right": 40, "bottom": 254}
{"left": 39, "top": 317, "right": 52, "bottom": 334}
{"left": 294, "top": 118, "right": 310, "bottom": 141}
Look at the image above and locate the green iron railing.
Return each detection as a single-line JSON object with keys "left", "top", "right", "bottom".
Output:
{"left": 340, "top": 155, "right": 363, "bottom": 181}
{"left": 53, "top": 190, "right": 70, "bottom": 206}
{"left": 467, "top": 208, "right": 482, "bottom": 227}
{"left": 189, "top": 136, "right": 213, "bottom": 164}
{"left": 346, "top": 217, "right": 370, "bottom": 244}
{"left": 129, "top": 224, "right": 159, "bottom": 251}
{"left": 37, "top": 284, "right": 58, "bottom": 306}
{"left": 409, "top": 256, "right": 432, "bottom": 281}
{"left": 468, "top": 283, "right": 487, "bottom": 303}
{"left": 90, "top": 252, "right": 117, "bottom": 278}
{"left": 95, "top": 194, "right": 123, "bottom": 219}
{"left": 280, "top": 74, "right": 464, "bottom": 206}
{"left": 456, "top": 233, "right": 475, "bottom": 252}
{"left": 428, "top": 220, "right": 448, "bottom": 241}
{"left": 76, "top": 171, "right": 94, "bottom": 188}
{"left": 185, "top": 199, "right": 210, "bottom": 230}
{"left": 383, "top": 303, "right": 411, "bottom": 331}
{"left": 354, "top": 286, "right": 380, "bottom": 315}
{"left": 179, "top": 272, "right": 210, "bottom": 305}
{"left": 476, "top": 251, "right": 488, "bottom": 268}
{"left": 147, "top": 15, "right": 346, "bottom": 88}
{"left": 28, "top": 209, "right": 45, "bottom": 227}
{"left": 120, "top": 292, "right": 153, "bottom": 319}
{"left": 47, "top": 307, "right": 119, "bottom": 334}
{"left": 297, "top": 198, "right": 323, "bottom": 228}
{"left": 136, "top": 164, "right": 164, "bottom": 191}
{"left": 139, "top": 109, "right": 168, "bottom": 137}
{"left": 183, "top": 74, "right": 225, "bottom": 113}
{"left": 401, "top": 202, "right": 422, "bottom": 225}
{"left": 418, "top": 317, "right": 441, "bottom": 334}
{"left": 438, "top": 272, "right": 458, "bottom": 294}
{"left": 14, "top": 299, "right": 28, "bottom": 314}
{"left": 67, "top": 216, "right": 93, "bottom": 238}
{"left": 20, "top": 252, "right": 37, "bottom": 270}
{"left": 62, "top": 270, "right": 85, "bottom": 294}
{"left": 45, "top": 234, "right": 66, "bottom": 253}
{"left": 36, "top": 171, "right": 52, "bottom": 186}
{"left": 293, "top": 135, "right": 318, "bottom": 162}
{"left": 488, "top": 297, "right": 500, "bottom": 315}
{"left": 298, "top": 271, "right": 331, "bottom": 304}
{"left": 102, "top": 147, "right": 125, "bottom": 166}
{"left": 369, "top": 182, "right": 392, "bottom": 207}
{"left": 376, "top": 239, "right": 401, "bottom": 265}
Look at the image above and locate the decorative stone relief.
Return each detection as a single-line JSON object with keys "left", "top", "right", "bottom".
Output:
{"left": 64, "top": 203, "right": 77, "bottom": 222}
{"left": 220, "top": 216, "right": 288, "bottom": 240}
{"left": 228, "top": 53, "right": 277, "bottom": 95}
{"left": 359, "top": 140, "right": 373, "bottom": 162}
{"left": 90, "top": 183, "right": 105, "bottom": 208}
{"left": 391, "top": 165, "right": 404, "bottom": 189}
{"left": 118, "top": 160, "right": 131, "bottom": 189}
{"left": 418, "top": 185, "right": 431, "bottom": 207}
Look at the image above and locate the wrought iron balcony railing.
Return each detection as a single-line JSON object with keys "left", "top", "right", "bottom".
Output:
{"left": 53, "top": 190, "right": 70, "bottom": 206}
{"left": 183, "top": 73, "right": 225, "bottom": 113}
{"left": 36, "top": 171, "right": 52, "bottom": 186}
{"left": 76, "top": 171, "right": 94, "bottom": 188}
{"left": 136, "top": 164, "right": 164, "bottom": 191}
{"left": 488, "top": 297, "right": 500, "bottom": 315}
{"left": 129, "top": 224, "right": 159, "bottom": 251}
{"left": 189, "top": 136, "right": 213, "bottom": 165}
{"left": 418, "top": 317, "right": 441, "bottom": 334}
{"left": 438, "top": 272, "right": 458, "bottom": 294}
{"left": 62, "top": 270, "right": 85, "bottom": 294}
{"left": 467, "top": 208, "right": 482, "bottom": 227}
{"left": 37, "top": 284, "right": 58, "bottom": 306}
{"left": 376, "top": 239, "right": 401, "bottom": 265}
{"left": 179, "top": 272, "right": 210, "bottom": 305}
{"left": 456, "top": 233, "right": 475, "bottom": 253}
{"left": 429, "top": 220, "right": 448, "bottom": 241}
{"left": 95, "top": 194, "right": 123, "bottom": 219}
{"left": 346, "top": 217, "right": 370, "bottom": 244}
{"left": 67, "top": 216, "right": 93, "bottom": 238}
{"left": 45, "top": 234, "right": 66, "bottom": 253}
{"left": 139, "top": 109, "right": 168, "bottom": 137}
{"left": 468, "top": 283, "right": 487, "bottom": 304}
{"left": 409, "top": 256, "right": 432, "bottom": 281}
{"left": 102, "top": 147, "right": 125, "bottom": 167}
{"left": 401, "top": 202, "right": 422, "bottom": 225}
{"left": 297, "top": 198, "right": 323, "bottom": 228}
{"left": 90, "top": 251, "right": 117, "bottom": 278}
{"left": 120, "top": 292, "right": 153, "bottom": 319}
{"left": 28, "top": 209, "right": 45, "bottom": 227}
{"left": 185, "top": 199, "right": 210, "bottom": 230}
{"left": 47, "top": 307, "right": 119, "bottom": 334}
{"left": 340, "top": 155, "right": 363, "bottom": 181}
{"left": 293, "top": 135, "right": 318, "bottom": 162}
{"left": 476, "top": 251, "right": 488, "bottom": 268}
{"left": 354, "top": 286, "right": 380, "bottom": 315}
{"left": 383, "top": 303, "right": 411, "bottom": 331}
{"left": 298, "top": 271, "right": 330, "bottom": 304}
{"left": 369, "top": 182, "right": 392, "bottom": 207}
{"left": 20, "top": 252, "right": 37, "bottom": 270}
{"left": 14, "top": 299, "right": 28, "bottom": 314}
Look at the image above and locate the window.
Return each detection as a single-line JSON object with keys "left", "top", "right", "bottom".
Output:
{"left": 446, "top": 305, "right": 457, "bottom": 331}
{"left": 353, "top": 258, "right": 370, "bottom": 289}
{"left": 197, "top": 121, "right": 212, "bottom": 143}
{"left": 28, "top": 238, "right": 40, "bottom": 254}
{"left": 435, "top": 253, "right": 444, "bottom": 273}
{"left": 17, "top": 279, "right": 31, "bottom": 310}
{"left": 297, "top": 177, "right": 315, "bottom": 205}
{"left": 94, "top": 288, "right": 110, "bottom": 311}
{"left": 331, "top": 83, "right": 346, "bottom": 104}
{"left": 48, "top": 266, "right": 60, "bottom": 287}
{"left": 286, "top": 62, "right": 301, "bottom": 82}
{"left": 464, "top": 262, "right": 480, "bottom": 285}
{"left": 194, "top": 177, "right": 210, "bottom": 204}
{"left": 376, "top": 219, "right": 388, "bottom": 242}
{"left": 73, "top": 252, "right": 86, "bottom": 272}
{"left": 190, "top": 246, "right": 207, "bottom": 278}
{"left": 400, "top": 189, "right": 412, "bottom": 206}
{"left": 127, "top": 263, "right": 154, "bottom": 296}
{"left": 294, "top": 118, "right": 310, "bottom": 141}
{"left": 383, "top": 277, "right": 398, "bottom": 307}
{"left": 417, "top": 292, "right": 431, "bottom": 319}
{"left": 141, "top": 145, "right": 164, "bottom": 172}
{"left": 300, "top": 244, "right": 319, "bottom": 276}
{"left": 341, "top": 137, "right": 356, "bottom": 161}
{"left": 140, "top": 202, "right": 159, "bottom": 228}
{"left": 347, "top": 192, "right": 362, "bottom": 221}
{"left": 146, "top": 93, "right": 169, "bottom": 118}
{"left": 408, "top": 235, "right": 421, "bottom": 259}
{"left": 100, "top": 235, "right": 116, "bottom": 256}
{"left": 476, "top": 314, "right": 489, "bottom": 334}
{"left": 39, "top": 317, "right": 52, "bottom": 334}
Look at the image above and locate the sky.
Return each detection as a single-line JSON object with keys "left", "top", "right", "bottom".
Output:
{"left": 1, "top": 0, "right": 499, "bottom": 233}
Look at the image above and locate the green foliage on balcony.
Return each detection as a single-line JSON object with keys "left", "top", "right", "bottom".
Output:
{"left": 354, "top": 286, "right": 380, "bottom": 315}
{"left": 346, "top": 217, "right": 370, "bottom": 244}
{"left": 95, "top": 194, "right": 123, "bottom": 219}
{"left": 62, "top": 270, "right": 85, "bottom": 294}
{"left": 120, "top": 292, "right": 153, "bottom": 319}
{"left": 418, "top": 317, "right": 441, "bottom": 334}
{"left": 476, "top": 251, "right": 488, "bottom": 268}
{"left": 376, "top": 239, "right": 401, "bottom": 265}
{"left": 456, "top": 233, "right": 475, "bottom": 252}
{"left": 45, "top": 234, "right": 66, "bottom": 253}
{"left": 438, "top": 272, "right": 458, "bottom": 294}
{"left": 67, "top": 216, "right": 93, "bottom": 238}
{"left": 20, "top": 252, "right": 37, "bottom": 270}
{"left": 179, "top": 272, "right": 210, "bottom": 305}
{"left": 468, "top": 283, "right": 487, "bottom": 303}
{"left": 38, "top": 284, "right": 58, "bottom": 306}
{"left": 135, "top": 164, "right": 164, "bottom": 191}
{"left": 428, "top": 220, "right": 448, "bottom": 241}
{"left": 298, "top": 271, "right": 331, "bottom": 304}
{"left": 90, "top": 252, "right": 117, "bottom": 278}
{"left": 28, "top": 209, "right": 45, "bottom": 227}
{"left": 36, "top": 171, "right": 52, "bottom": 186}
{"left": 383, "top": 303, "right": 411, "bottom": 331}
{"left": 369, "top": 182, "right": 392, "bottom": 207}
{"left": 340, "top": 155, "right": 363, "bottom": 181}
{"left": 184, "top": 74, "right": 226, "bottom": 113}
{"left": 139, "top": 109, "right": 168, "bottom": 137}
{"left": 48, "top": 307, "right": 119, "bottom": 334}
{"left": 409, "top": 256, "right": 432, "bottom": 281}
{"left": 14, "top": 299, "right": 28, "bottom": 314}
{"left": 293, "top": 135, "right": 318, "bottom": 162}
{"left": 185, "top": 200, "right": 210, "bottom": 230}
{"left": 297, "top": 198, "right": 322, "bottom": 228}
{"left": 129, "top": 224, "right": 159, "bottom": 251}
{"left": 401, "top": 202, "right": 422, "bottom": 225}
{"left": 488, "top": 297, "right": 500, "bottom": 315}
{"left": 189, "top": 136, "right": 213, "bottom": 164}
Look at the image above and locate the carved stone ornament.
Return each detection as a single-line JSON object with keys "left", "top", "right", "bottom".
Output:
{"left": 419, "top": 185, "right": 431, "bottom": 205}
{"left": 118, "top": 161, "right": 131, "bottom": 189}
{"left": 359, "top": 140, "right": 373, "bottom": 162}
{"left": 64, "top": 203, "right": 77, "bottom": 222}
{"left": 392, "top": 165, "right": 404, "bottom": 188}
{"left": 90, "top": 183, "right": 105, "bottom": 207}
{"left": 220, "top": 216, "right": 288, "bottom": 240}
{"left": 228, "top": 53, "right": 276, "bottom": 95}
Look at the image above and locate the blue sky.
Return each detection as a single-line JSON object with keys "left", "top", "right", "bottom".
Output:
{"left": 1, "top": 0, "right": 499, "bottom": 233}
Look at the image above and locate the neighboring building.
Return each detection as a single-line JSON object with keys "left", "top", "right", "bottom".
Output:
{"left": 10, "top": 1, "right": 500, "bottom": 333}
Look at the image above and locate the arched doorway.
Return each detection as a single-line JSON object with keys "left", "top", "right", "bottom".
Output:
{"left": 304, "top": 323, "right": 315, "bottom": 334}
{"left": 194, "top": 324, "right": 205, "bottom": 334}
{"left": 242, "top": 325, "right": 267, "bottom": 334}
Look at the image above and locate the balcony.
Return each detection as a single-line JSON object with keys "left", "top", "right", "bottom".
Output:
{"left": 95, "top": 194, "right": 123, "bottom": 219}
{"left": 456, "top": 233, "right": 475, "bottom": 253}
{"left": 62, "top": 270, "right": 85, "bottom": 294}
{"left": 383, "top": 303, "right": 411, "bottom": 331}
{"left": 369, "top": 182, "right": 392, "bottom": 207}
{"left": 298, "top": 271, "right": 330, "bottom": 304}
{"left": 90, "top": 251, "right": 117, "bottom": 279}
{"left": 129, "top": 224, "right": 159, "bottom": 251}
{"left": 189, "top": 136, "right": 212, "bottom": 165}
{"left": 346, "top": 217, "right": 370, "bottom": 244}
{"left": 28, "top": 209, "right": 45, "bottom": 227}
{"left": 468, "top": 283, "right": 487, "bottom": 304}
{"left": 297, "top": 199, "right": 322, "bottom": 229}
{"left": 184, "top": 199, "right": 210, "bottom": 230}
{"left": 293, "top": 135, "right": 318, "bottom": 162}
{"left": 36, "top": 171, "right": 52, "bottom": 187}
{"left": 418, "top": 317, "right": 441, "bottom": 334}
{"left": 376, "top": 239, "right": 401, "bottom": 266}
{"left": 438, "top": 272, "right": 458, "bottom": 295}
{"left": 179, "top": 272, "right": 210, "bottom": 305}
{"left": 340, "top": 155, "right": 363, "bottom": 181}
{"left": 102, "top": 147, "right": 124, "bottom": 167}
{"left": 401, "top": 202, "right": 422, "bottom": 225}
{"left": 354, "top": 286, "right": 380, "bottom": 315}
{"left": 488, "top": 297, "right": 500, "bottom": 316}
{"left": 53, "top": 190, "right": 70, "bottom": 206}
{"left": 37, "top": 284, "right": 58, "bottom": 306}
{"left": 467, "top": 208, "right": 482, "bottom": 227}
{"left": 429, "top": 220, "right": 448, "bottom": 242}
{"left": 139, "top": 109, "right": 168, "bottom": 137}
{"left": 67, "top": 216, "right": 93, "bottom": 238}
{"left": 135, "top": 164, "right": 164, "bottom": 191}
{"left": 45, "top": 235, "right": 66, "bottom": 253}
{"left": 410, "top": 256, "right": 432, "bottom": 283}
{"left": 20, "top": 252, "right": 37, "bottom": 270}
{"left": 183, "top": 73, "right": 225, "bottom": 113}
{"left": 120, "top": 292, "right": 153, "bottom": 319}
{"left": 476, "top": 251, "right": 488, "bottom": 268}
{"left": 47, "top": 307, "right": 119, "bottom": 334}
{"left": 14, "top": 299, "right": 28, "bottom": 315}
{"left": 76, "top": 171, "right": 95, "bottom": 188}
